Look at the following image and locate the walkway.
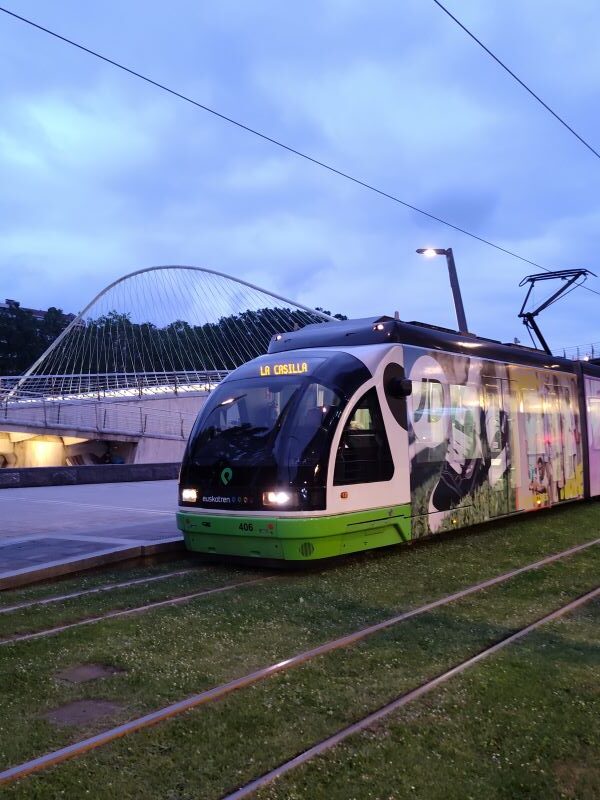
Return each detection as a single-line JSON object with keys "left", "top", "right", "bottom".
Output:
{"left": 0, "top": 480, "right": 183, "bottom": 589}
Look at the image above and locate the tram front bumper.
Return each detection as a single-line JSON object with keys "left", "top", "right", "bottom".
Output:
{"left": 176, "top": 506, "right": 411, "bottom": 561}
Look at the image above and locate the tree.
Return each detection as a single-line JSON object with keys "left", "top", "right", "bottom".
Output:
{"left": 315, "top": 306, "right": 348, "bottom": 321}
{"left": 41, "top": 307, "right": 70, "bottom": 346}
{"left": 0, "top": 305, "right": 42, "bottom": 374}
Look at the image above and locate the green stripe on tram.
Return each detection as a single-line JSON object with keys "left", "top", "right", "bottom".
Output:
{"left": 177, "top": 505, "right": 411, "bottom": 560}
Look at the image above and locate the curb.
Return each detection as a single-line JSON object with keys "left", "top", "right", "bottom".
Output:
{"left": 0, "top": 537, "right": 185, "bottom": 591}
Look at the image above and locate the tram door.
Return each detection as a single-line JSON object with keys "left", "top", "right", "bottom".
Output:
{"left": 482, "top": 377, "right": 510, "bottom": 517}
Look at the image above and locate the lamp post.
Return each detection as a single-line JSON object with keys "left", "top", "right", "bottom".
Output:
{"left": 416, "top": 247, "right": 469, "bottom": 334}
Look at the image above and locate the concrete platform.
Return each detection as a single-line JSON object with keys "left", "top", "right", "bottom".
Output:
{"left": 0, "top": 480, "right": 184, "bottom": 589}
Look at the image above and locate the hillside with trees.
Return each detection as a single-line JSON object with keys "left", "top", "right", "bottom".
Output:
{"left": 0, "top": 304, "right": 346, "bottom": 376}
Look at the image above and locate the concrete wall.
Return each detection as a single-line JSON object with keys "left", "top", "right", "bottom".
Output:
{"left": 0, "top": 392, "right": 208, "bottom": 468}
{"left": 0, "top": 462, "right": 180, "bottom": 488}
{"left": 0, "top": 391, "right": 207, "bottom": 441}
{"left": 134, "top": 436, "right": 188, "bottom": 463}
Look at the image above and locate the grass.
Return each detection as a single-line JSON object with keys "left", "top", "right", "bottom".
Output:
{"left": 0, "top": 502, "right": 599, "bottom": 798}
{"left": 254, "top": 602, "right": 600, "bottom": 800}
{"left": 0, "top": 556, "right": 223, "bottom": 608}
{"left": 0, "top": 561, "right": 268, "bottom": 638}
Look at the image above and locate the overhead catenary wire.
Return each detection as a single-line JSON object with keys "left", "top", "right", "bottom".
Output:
{"left": 428, "top": 0, "right": 600, "bottom": 300}
{"left": 1, "top": 3, "right": 596, "bottom": 292}
{"left": 3, "top": 4, "right": 600, "bottom": 314}
{"left": 565, "top": 340, "right": 600, "bottom": 352}
{"left": 431, "top": 0, "right": 600, "bottom": 162}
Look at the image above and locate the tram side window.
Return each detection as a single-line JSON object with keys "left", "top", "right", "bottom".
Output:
{"left": 333, "top": 388, "right": 394, "bottom": 485}
{"left": 586, "top": 378, "right": 600, "bottom": 449}
{"left": 559, "top": 383, "right": 578, "bottom": 481}
{"left": 412, "top": 379, "right": 446, "bottom": 463}
{"left": 449, "top": 383, "right": 481, "bottom": 461}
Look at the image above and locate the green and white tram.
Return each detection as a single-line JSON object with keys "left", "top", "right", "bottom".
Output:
{"left": 177, "top": 316, "right": 600, "bottom": 561}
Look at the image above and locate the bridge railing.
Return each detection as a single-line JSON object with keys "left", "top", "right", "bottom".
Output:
{"left": 0, "top": 393, "right": 205, "bottom": 441}
{"left": 0, "top": 371, "right": 222, "bottom": 440}
{"left": 0, "top": 370, "right": 228, "bottom": 401}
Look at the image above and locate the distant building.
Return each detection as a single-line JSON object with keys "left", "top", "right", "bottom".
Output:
{"left": 0, "top": 299, "right": 75, "bottom": 324}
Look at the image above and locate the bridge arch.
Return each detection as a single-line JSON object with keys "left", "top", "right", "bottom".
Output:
{"left": 6, "top": 265, "right": 335, "bottom": 400}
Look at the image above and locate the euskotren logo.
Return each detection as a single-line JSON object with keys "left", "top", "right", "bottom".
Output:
{"left": 220, "top": 467, "right": 233, "bottom": 485}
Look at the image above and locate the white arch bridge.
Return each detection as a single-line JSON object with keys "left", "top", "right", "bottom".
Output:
{"left": 0, "top": 266, "right": 333, "bottom": 468}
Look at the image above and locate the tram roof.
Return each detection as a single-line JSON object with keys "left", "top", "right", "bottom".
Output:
{"left": 269, "top": 316, "right": 588, "bottom": 374}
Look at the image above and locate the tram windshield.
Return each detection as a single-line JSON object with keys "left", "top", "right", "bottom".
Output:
{"left": 190, "top": 377, "right": 342, "bottom": 469}
{"left": 182, "top": 351, "right": 371, "bottom": 510}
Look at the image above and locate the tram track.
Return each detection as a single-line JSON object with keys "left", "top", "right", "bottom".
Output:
{"left": 0, "top": 568, "right": 196, "bottom": 615}
{"left": 223, "top": 584, "right": 600, "bottom": 800}
{"left": 0, "top": 575, "right": 276, "bottom": 646}
{"left": 0, "top": 535, "right": 597, "bottom": 787}
{"left": 1, "top": 532, "right": 598, "bottom": 646}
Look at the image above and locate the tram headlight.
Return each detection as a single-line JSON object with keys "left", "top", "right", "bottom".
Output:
{"left": 181, "top": 488, "right": 198, "bottom": 503}
{"left": 263, "top": 490, "right": 296, "bottom": 507}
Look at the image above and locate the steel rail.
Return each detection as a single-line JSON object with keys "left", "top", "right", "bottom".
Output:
{"left": 0, "top": 536, "right": 597, "bottom": 785}
{"left": 0, "top": 569, "right": 197, "bottom": 615}
{"left": 0, "top": 576, "right": 275, "bottom": 646}
{"left": 224, "top": 584, "right": 600, "bottom": 800}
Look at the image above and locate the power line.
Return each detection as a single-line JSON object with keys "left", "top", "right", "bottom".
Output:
{"left": 1, "top": 5, "right": 600, "bottom": 299}
{"left": 429, "top": 0, "right": 600, "bottom": 299}
{"left": 0, "top": 7, "right": 544, "bottom": 272}
{"left": 432, "top": 0, "right": 600, "bottom": 162}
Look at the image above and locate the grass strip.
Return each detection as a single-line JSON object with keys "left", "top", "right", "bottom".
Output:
{"left": 3, "top": 543, "right": 599, "bottom": 798}
{"left": 0, "top": 563, "right": 268, "bottom": 638}
{"left": 251, "top": 601, "right": 600, "bottom": 800}
{"left": 0, "top": 502, "right": 599, "bottom": 785}
{"left": 0, "top": 568, "right": 196, "bottom": 614}
{"left": 0, "top": 575, "right": 276, "bottom": 646}
{"left": 1, "top": 540, "right": 597, "bottom": 786}
{"left": 0, "top": 558, "right": 197, "bottom": 606}
{"left": 0, "top": 532, "right": 599, "bottom": 792}
{"left": 225, "top": 586, "right": 600, "bottom": 799}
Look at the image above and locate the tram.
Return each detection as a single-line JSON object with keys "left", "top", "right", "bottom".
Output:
{"left": 177, "top": 316, "right": 600, "bottom": 560}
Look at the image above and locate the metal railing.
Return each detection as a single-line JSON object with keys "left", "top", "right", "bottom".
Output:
{"left": 0, "top": 393, "right": 206, "bottom": 441}
{"left": 0, "top": 371, "right": 222, "bottom": 440}
{"left": 560, "top": 344, "right": 599, "bottom": 361}
{"left": 0, "top": 370, "right": 229, "bottom": 402}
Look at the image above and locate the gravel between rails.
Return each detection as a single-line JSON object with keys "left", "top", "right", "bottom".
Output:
{"left": 0, "top": 536, "right": 597, "bottom": 786}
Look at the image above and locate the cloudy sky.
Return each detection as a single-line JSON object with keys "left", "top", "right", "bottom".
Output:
{"left": 2, "top": 0, "right": 600, "bottom": 354}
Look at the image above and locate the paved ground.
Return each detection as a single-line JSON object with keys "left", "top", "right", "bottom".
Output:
{"left": 0, "top": 480, "right": 183, "bottom": 588}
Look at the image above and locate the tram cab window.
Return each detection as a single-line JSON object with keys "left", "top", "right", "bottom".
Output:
{"left": 334, "top": 388, "right": 394, "bottom": 485}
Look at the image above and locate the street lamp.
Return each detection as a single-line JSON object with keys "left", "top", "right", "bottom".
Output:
{"left": 416, "top": 247, "right": 469, "bottom": 334}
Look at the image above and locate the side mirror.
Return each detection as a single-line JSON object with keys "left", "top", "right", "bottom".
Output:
{"left": 387, "top": 377, "right": 412, "bottom": 398}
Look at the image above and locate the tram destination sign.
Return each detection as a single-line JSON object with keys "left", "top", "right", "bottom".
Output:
{"left": 259, "top": 360, "right": 309, "bottom": 377}
{"left": 233, "top": 354, "right": 325, "bottom": 381}
{"left": 256, "top": 356, "right": 325, "bottom": 378}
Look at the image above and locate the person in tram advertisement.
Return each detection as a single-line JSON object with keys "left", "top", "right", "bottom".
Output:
{"left": 407, "top": 351, "right": 510, "bottom": 535}
{"left": 529, "top": 456, "right": 552, "bottom": 507}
